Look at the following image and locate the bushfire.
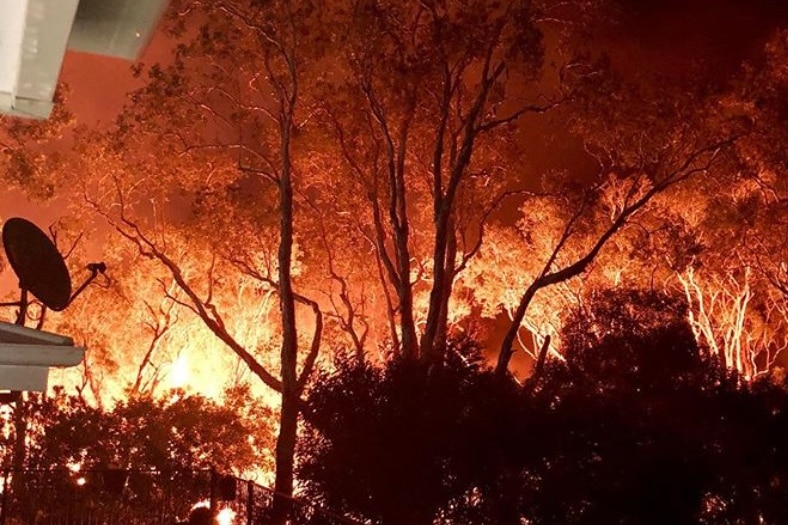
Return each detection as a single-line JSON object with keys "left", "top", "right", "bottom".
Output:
{"left": 0, "top": 1, "right": 785, "bottom": 524}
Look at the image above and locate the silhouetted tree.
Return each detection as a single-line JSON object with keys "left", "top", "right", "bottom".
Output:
{"left": 0, "top": 388, "right": 266, "bottom": 522}
{"left": 299, "top": 338, "right": 530, "bottom": 525}
{"left": 529, "top": 288, "right": 787, "bottom": 525}
{"left": 299, "top": 289, "right": 788, "bottom": 525}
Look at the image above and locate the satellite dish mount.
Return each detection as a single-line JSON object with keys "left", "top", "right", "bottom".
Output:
{"left": 0, "top": 218, "right": 102, "bottom": 392}
{"left": 0, "top": 218, "right": 106, "bottom": 326}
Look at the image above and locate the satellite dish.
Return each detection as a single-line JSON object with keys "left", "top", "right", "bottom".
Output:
{"left": 2, "top": 218, "right": 72, "bottom": 312}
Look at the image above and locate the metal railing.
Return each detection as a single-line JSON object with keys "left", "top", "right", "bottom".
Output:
{"left": 0, "top": 468, "right": 211, "bottom": 525}
{"left": 0, "top": 469, "right": 361, "bottom": 525}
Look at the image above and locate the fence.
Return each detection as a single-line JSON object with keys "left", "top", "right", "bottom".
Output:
{"left": 0, "top": 469, "right": 360, "bottom": 525}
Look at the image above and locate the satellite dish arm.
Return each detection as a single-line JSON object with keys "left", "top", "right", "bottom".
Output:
{"left": 0, "top": 290, "right": 29, "bottom": 325}
{"left": 15, "top": 289, "right": 28, "bottom": 326}
{"left": 67, "top": 263, "right": 107, "bottom": 306}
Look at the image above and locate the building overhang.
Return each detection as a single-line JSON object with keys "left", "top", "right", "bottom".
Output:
{"left": 0, "top": 0, "right": 81, "bottom": 119}
{"left": 67, "top": 0, "right": 170, "bottom": 60}
{"left": 0, "top": 0, "right": 169, "bottom": 119}
{"left": 0, "top": 322, "right": 84, "bottom": 392}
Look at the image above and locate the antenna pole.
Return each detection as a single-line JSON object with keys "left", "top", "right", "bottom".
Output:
{"left": 9, "top": 288, "right": 27, "bottom": 520}
{"left": 14, "top": 289, "right": 28, "bottom": 327}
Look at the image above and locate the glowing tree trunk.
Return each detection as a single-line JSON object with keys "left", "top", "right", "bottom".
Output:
{"left": 272, "top": 74, "right": 299, "bottom": 522}
{"left": 677, "top": 267, "right": 786, "bottom": 379}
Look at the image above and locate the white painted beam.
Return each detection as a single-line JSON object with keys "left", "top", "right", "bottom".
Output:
{"left": 0, "top": 0, "right": 80, "bottom": 118}
{"left": 0, "top": 321, "right": 74, "bottom": 346}
{"left": 1, "top": 0, "right": 169, "bottom": 119}
{"left": 0, "top": 322, "right": 85, "bottom": 392}
{"left": 0, "top": 365, "right": 50, "bottom": 392}
{"left": 0, "top": 344, "right": 84, "bottom": 367}
{"left": 0, "top": 0, "right": 28, "bottom": 98}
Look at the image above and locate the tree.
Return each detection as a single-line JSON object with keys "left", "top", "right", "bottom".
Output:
{"left": 320, "top": 0, "right": 562, "bottom": 360}
{"left": 1, "top": 388, "right": 268, "bottom": 523}
{"left": 19, "top": 2, "right": 784, "bottom": 518}
{"left": 73, "top": 0, "right": 564, "bottom": 509}
{"left": 22, "top": 390, "right": 262, "bottom": 473}
{"left": 0, "top": 87, "right": 73, "bottom": 199}
{"left": 506, "top": 28, "right": 788, "bottom": 378}
{"left": 299, "top": 338, "right": 527, "bottom": 525}
{"left": 529, "top": 288, "right": 787, "bottom": 525}
{"left": 493, "top": 65, "right": 747, "bottom": 373}
{"left": 74, "top": 1, "right": 329, "bottom": 517}
{"left": 299, "top": 288, "right": 788, "bottom": 525}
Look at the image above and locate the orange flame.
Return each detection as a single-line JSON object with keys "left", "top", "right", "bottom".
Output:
{"left": 217, "top": 507, "right": 236, "bottom": 525}
{"left": 170, "top": 353, "right": 189, "bottom": 390}
{"left": 188, "top": 501, "right": 236, "bottom": 525}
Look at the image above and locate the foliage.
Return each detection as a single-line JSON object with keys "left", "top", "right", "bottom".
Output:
{"left": 531, "top": 289, "right": 788, "bottom": 525}
{"left": 13, "top": 388, "right": 265, "bottom": 473}
{"left": 0, "top": 87, "right": 74, "bottom": 199}
{"left": 1, "top": 3, "right": 786, "bottom": 521}
{"left": 299, "top": 290, "right": 788, "bottom": 525}
{"left": 299, "top": 337, "right": 526, "bottom": 525}
{"left": 0, "top": 388, "right": 269, "bottom": 521}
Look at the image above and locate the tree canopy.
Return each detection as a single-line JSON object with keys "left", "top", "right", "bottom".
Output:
{"left": 300, "top": 289, "right": 788, "bottom": 525}
{"left": 0, "top": 1, "right": 785, "bottom": 521}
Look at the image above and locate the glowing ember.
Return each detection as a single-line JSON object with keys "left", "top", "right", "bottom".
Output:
{"left": 76, "top": 477, "right": 86, "bottom": 486}
{"left": 187, "top": 501, "right": 235, "bottom": 525}
{"left": 66, "top": 461, "right": 82, "bottom": 473}
{"left": 217, "top": 507, "right": 236, "bottom": 525}
{"left": 191, "top": 500, "right": 209, "bottom": 511}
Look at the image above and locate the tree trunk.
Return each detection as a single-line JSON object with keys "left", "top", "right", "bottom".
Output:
{"left": 398, "top": 286, "right": 419, "bottom": 359}
{"left": 420, "top": 207, "right": 451, "bottom": 360}
{"left": 394, "top": 222, "right": 418, "bottom": 359}
{"left": 271, "top": 389, "right": 299, "bottom": 524}
{"left": 431, "top": 225, "right": 457, "bottom": 361}
{"left": 272, "top": 109, "right": 299, "bottom": 525}
{"left": 496, "top": 282, "right": 540, "bottom": 375}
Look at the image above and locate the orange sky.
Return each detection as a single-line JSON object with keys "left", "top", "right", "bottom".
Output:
{"left": 59, "top": 24, "right": 174, "bottom": 125}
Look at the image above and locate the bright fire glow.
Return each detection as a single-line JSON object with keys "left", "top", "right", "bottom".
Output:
{"left": 170, "top": 352, "right": 189, "bottom": 390}
{"left": 191, "top": 500, "right": 209, "bottom": 511}
{"left": 0, "top": 406, "right": 11, "bottom": 440}
{"left": 188, "top": 501, "right": 235, "bottom": 525}
{"left": 217, "top": 507, "right": 236, "bottom": 525}
{"left": 76, "top": 477, "right": 86, "bottom": 486}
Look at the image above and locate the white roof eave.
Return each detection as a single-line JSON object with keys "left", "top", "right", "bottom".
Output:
{"left": 1, "top": 0, "right": 169, "bottom": 119}
{"left": 0, "top": 0, "right": 80, "bottom": 119}
{"left": 0, "top": 322, "right": 85, "bottom": 391}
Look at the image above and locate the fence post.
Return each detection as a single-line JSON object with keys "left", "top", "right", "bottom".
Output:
{"left": 0, "top": 469, "right": 8, "bottom": 525}
{"left": 209, "top": 468, "right": 217, "bottom": 519}
{"left": 247, "top": 480, "right": 253, "bottom": 525}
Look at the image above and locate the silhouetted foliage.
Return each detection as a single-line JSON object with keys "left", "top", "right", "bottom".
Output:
{"left": 0, "top": 389, "right": 266, "bottom": 523}
{"left": 527, "top": 291, "right": 712, "bottom": 524}
{"left": 299, "top": 337, "right": 527, "bottom": 525}
{"left": 526, "top": 289, "right": 786, "bottom": 525}
{"left": 550, "top": 288, "right": 718, "bottom": 395}
{"left": 16, "top": 389, "right": 261, "bottom": 473}
{"left": 299, "top": 290, "right": 788, "bottom": 525}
